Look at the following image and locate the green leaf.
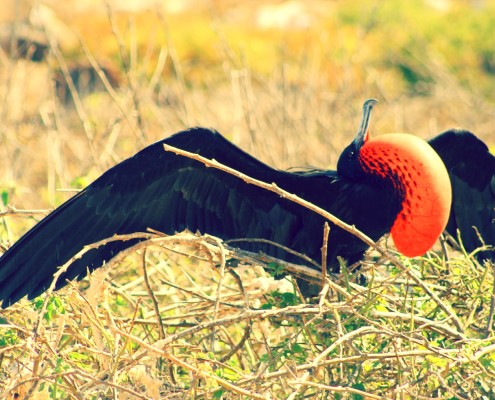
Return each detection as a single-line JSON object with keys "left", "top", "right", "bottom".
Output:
{"left": 212, "top": 389, "right": 225, "bottom": 399}
{"left": 0, "top": 328, "right": 19, "bottom": 346}
{"left": 1, "top": 190, "right": 8, "bottom": 206}
{"left": 351, "top": 382, "right": 366, "bottom": 400}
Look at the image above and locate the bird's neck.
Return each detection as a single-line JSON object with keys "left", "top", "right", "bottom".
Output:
{"left": 358, "top": 148, "right": 407, "bottom": 197}
{"left": 357, "top": 134, "right": 451, "bottom": 257}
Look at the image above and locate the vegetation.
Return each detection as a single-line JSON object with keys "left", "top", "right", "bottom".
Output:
{"left": 1, "top": 0, "right": 495, "bottom": 398}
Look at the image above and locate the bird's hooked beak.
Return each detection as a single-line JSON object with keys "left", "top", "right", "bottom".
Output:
{"left": 353, "top": 98, "right": 378, "bottom": 149}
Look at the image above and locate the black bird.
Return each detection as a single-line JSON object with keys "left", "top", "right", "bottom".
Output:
{"left": 0, "top": 99, "right": 490, "bottom": 308}
{"left": 428, "top": 129, "right": 495, "bottom": 261}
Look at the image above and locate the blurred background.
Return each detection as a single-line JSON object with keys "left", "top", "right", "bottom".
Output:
{"left": 1, "top": 0, "right": 494, "bottom": 210}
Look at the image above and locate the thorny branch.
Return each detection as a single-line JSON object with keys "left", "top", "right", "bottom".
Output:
{"left": 162, "top": 143, "right": 464, "bottom": 332}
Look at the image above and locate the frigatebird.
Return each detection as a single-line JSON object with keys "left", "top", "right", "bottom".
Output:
{"left": 0, "top": 100, "right": 493, "bottom": 308}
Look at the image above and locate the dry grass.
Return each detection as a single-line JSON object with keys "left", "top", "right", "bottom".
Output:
{"left": 1, "top": 233, "right": 495, "bottom": 399}
{"left": 1, "top": 2, "right": 495, "bottom": 399}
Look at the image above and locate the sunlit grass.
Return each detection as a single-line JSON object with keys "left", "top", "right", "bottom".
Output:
{"left": 1, "top": 234, "right": 494, "bottom": 398}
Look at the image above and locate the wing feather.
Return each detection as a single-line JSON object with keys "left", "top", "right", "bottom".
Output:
{"left": 428, "top": 129, "right": 495, "bottom": 261}
{"left": 0, "top": 127, "right": 400, "bottom": 307}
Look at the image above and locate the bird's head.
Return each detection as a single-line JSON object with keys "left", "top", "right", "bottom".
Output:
{"left": 337, "top": 99, "right": 452, "bottom": 258}
{"left": 337, "top": 99, "right": 377, "bottom": 180}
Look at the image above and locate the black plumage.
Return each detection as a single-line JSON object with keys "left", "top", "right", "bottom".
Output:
{"left": 428, "top": 129, "right": 495, "bottom": 261}
{"left": 0, "top": 106, "right": 493, "bottom": 308}
{"left": 0, "top": 125, "right": 402, "bottom": 307}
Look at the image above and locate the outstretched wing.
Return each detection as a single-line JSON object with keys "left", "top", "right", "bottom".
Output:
{"left": 0, "top": 127, "right": 399, "bottom": 307}
{"left": 428, "top": 129, "right": 495, "bottom": 261}
{"left": 0, "top": 128, "right": 400, "bottom": 307}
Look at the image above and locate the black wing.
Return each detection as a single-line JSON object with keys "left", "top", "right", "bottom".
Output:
{"left": 0, "top": 127, "right": 400, "bottom": 307}
{"left": 428, "top": 129, "right": 495, "bottom": 261}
